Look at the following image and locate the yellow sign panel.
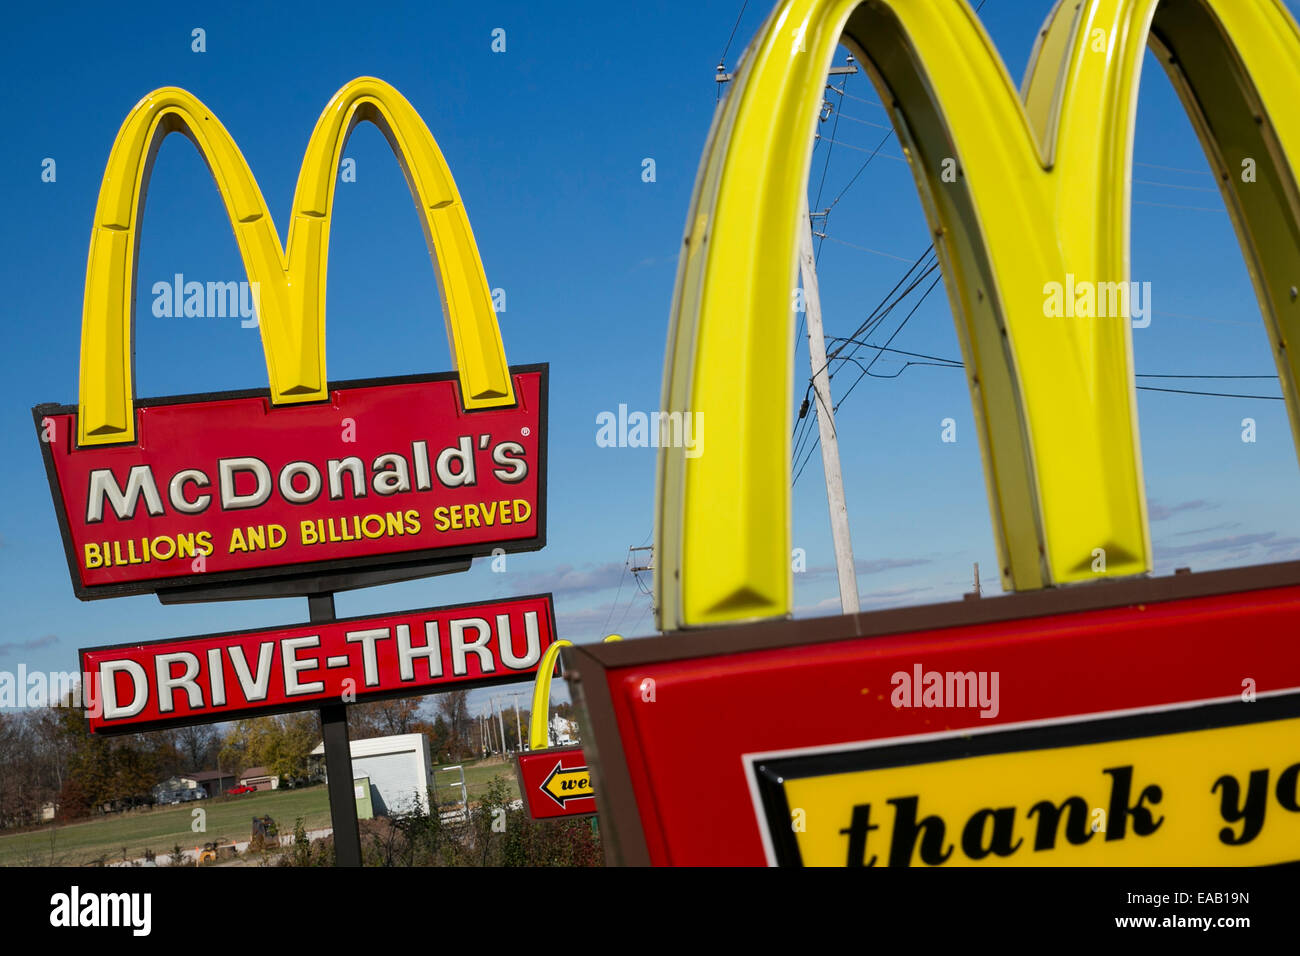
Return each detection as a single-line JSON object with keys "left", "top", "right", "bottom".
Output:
{"left": 754, "top": 705, "right": 1300, "bottom": 866}
{"left": 543, "top": 765, "right": 593, "bottom": 804}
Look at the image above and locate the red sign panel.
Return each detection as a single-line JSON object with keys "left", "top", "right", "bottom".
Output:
{"left": 81, "top": 592, "right": 557, "bottom": 734}
{"left": 516, "top": 746, "right": 597, "bottom": 819}
{"left": 35, "top": 367, "right": 546, "bottom": 599}
{"left": 568, "top": 565, "right": 1300, "bottom": 866}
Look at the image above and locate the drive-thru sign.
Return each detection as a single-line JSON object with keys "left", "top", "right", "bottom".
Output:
{"left": 83, "top": 594, "right": 558, "bottom": 734}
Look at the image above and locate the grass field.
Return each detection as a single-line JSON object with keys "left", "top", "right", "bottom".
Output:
{"left": 431, "top": 756, "right": 520, "bottom": 806}
{"left": 0, "top": 757, "right": 520, "bottom": 867}
{"left": 0, "top": 786, "right": 332, "bottom": 867}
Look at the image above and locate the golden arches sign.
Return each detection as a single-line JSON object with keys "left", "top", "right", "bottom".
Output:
{"left": 654, "top": 0, "right": 1300, "bottom": 631}
{"left": 79, "top": 76, "right": 514, "bottom": 447}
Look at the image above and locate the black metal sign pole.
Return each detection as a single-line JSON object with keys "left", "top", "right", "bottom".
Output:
{"left": 310, "top": 592, "right": 363, "bottom": 867}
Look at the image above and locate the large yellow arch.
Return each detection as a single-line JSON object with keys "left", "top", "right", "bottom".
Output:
{"left": 655, "top": 0, "right": 1300, "bottom": 630}
{"left": 78, "top": 76, "right": 514, "bottom": 447}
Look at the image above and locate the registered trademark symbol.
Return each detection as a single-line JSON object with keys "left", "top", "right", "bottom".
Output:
{"left": 521, "top": 426, "right": 530, "bottom": 436}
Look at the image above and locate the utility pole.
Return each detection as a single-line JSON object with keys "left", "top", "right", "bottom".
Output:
{"left": 799, "top": 195, "right": 859, "bottom": 614}
{"left": 628, "top": 545, "right": 656, "bottom": 626}
{"left": 496, "top": 701, "right": 508, "bottom": 755}
{"left": 629, "top": 546, "right": 653, "bottom": 577}
{"left": 717, "top": 55, "right": 857, "bottom": 86}
{"left": 508, "top": 691, "right": 524, "bottom": 752}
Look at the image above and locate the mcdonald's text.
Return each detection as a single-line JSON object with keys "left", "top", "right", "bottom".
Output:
{"left": 36, "top": 368, "right": 547, "bottom": 598}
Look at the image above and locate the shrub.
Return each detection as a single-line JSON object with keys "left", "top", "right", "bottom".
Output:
{"left": 347, "top": 776, "right": 602, "bottom": 867}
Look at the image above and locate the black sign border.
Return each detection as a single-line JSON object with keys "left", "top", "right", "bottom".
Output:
{"left": 33, "top": 364, "right": 548, "bottom": 601}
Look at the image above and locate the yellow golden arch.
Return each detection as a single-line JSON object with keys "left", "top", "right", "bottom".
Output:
{"left": 528, "top": 635, "right": 621, "bottom": 750}
{"left": 79, "top": 76, "right": 515, "bottom": 447}
{"left": 656, "top": 0, "right": 1300, "bottom": 630}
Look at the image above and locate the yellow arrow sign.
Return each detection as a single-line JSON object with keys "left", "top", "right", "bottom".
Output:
{"left": 540, "top": 760, "right": 594, "bottom": 809}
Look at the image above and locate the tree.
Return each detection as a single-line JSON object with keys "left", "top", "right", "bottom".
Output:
{"left": 219, "top": 719, "right": 269, "bottom": 776}
{"left": 425, "top": 715, "right": 453, "bottom": 762}
{"left": 347, "top": 698, "right": 422, "bottom": 740}
{"left": 435, "top": 690, "right": 472, "bottom": 759}
{"left": 261, "top": 712, "right": 319, "bottom": 781}
{"left": 220, "top": 713, "right": 319, "bottom": 783}
{"left": 0, "top": 713, "right": 31, "bottom": 826}
{"left": 175, "top": 724, "right": 217, "bottom": 771}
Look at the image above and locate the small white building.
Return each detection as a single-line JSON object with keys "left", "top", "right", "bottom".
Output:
{"left": 311, "top": 733, "right": 433, "bottom": 816}
{"left": 550, "top": 714, "right": 579, "bottom": 746}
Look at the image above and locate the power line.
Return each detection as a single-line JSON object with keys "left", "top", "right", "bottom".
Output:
{"left": 833, "top": 354, "right": 962, "bottom": 378}
{"left": 833, "top": 111, "right": 893, "bottom": 131}
{"left": 718, "top": 0, "right": 750, "bottom": 74}
{"left": 822, "top": 129, "right": 897, "bottom": 211}
{"left": 599, "top": 550, "right": 631, "bottom": 637}
{"left": 1135, "top": 385, "right": 1282, "bottom": 400}
{"left": 839, "top": 89, "right": 889, "bottom": 110}
{"left": 617, "top": 551, "right": 654, "bottom": 631}
{"left": 832, "top": 272, "right": 944, "bottom": 411}
{"left": 1133, "top": 373, "right": 1278, "bottom": 380}
{"left": 823, "top": 337, "right": 1283, "bottom": 398}
{"left": 826, "top": 338, "right": 1282, "bottom": 383}
{"left": 816, "top": 234, "right": 915, "bottom": 262}
{"left": 792, "top": 248, "right": 938, "bottom": 468}
{"left": 812, "top": 68, "right": 851, "bottom": 214}
{"left": 1134, "top": 199, "right": 1225, "bottom": 213}
{"left": 830, "top": 254, "right": 939, "bottom": 373}
{"left": 793, "top": 358, "right": 1283, "bottom": 486}
{"left": 1134, "top": 160, "right": 1213, "bottom": 176}
{"left": 813, "top": 134, "right": 908, "bottom": 162}
{"left": 793, "top": 278, "right": 955, "bottom": 482}
{"left": 825, "top": 340, "right": 961, "bottom": 366}
{"left": 1154, "top": 309, "right": 1255, "bottom": 328}
{"left": 1133, "top": 178, "right": 1219, "bottom": 194}
{"left": 811, "top": 57, "right": 861, "bottom": 268}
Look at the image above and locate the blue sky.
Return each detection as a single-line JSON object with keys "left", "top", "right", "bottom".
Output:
{"left": 3, "top": 0, "right": 1300, "bottom": 723}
